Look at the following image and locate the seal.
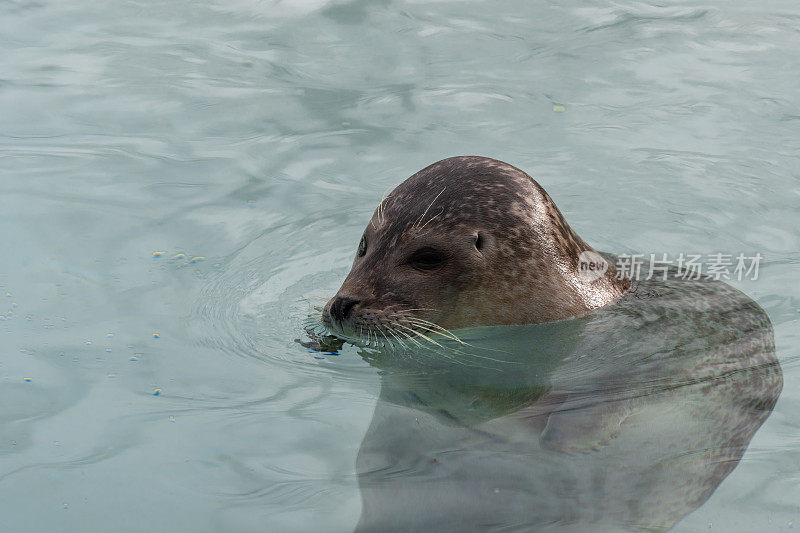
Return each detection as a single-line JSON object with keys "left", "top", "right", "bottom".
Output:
{"left": 349, "top": 257, "right": 782, "bottom": 532}
{"left": 322, "top": 156, "right": 630, "bottom": 337}
{"left": 309, "top": 156, "right": 782, "bottom": 531}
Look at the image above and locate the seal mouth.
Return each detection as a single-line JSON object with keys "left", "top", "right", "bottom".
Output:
{"left": 317, "top": 301, "right": 469, "bottom": 353}
{"left": 320, "top": 313, "right": 350, "bottom": 337}
{"left": 319, "top": 305, "right": 367, "bottom": 345}
{"left": 320, "top": 311, "right": 372, "bottom": 345}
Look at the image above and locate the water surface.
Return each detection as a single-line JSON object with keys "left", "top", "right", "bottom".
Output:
{"left": 1, "top": 0, "right": 799, "bottom": 531}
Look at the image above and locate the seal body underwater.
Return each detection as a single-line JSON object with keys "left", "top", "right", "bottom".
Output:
{"left": 316, "top": 156, "right": 782, "bottom": 532}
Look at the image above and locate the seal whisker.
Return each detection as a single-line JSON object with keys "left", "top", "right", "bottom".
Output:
{"left": 372, "top": 328, "right": 383, "bottom": 348}
{"left": 368, "top": 326, "right": 376, "bottom": 347}
{"left": 376, "top": 185, "right": 393, "bottom": 226}
{"left": 395, "top": 325, "right": 466, "bottom": 365}
{"left": 404, "top": 319, "right": 460, "bottom": 342}
{"left": 400, "top": 319, "right": 515, "bottom": 363}
{"left": 395, "top": 323, "right": 445, "bottom": 349}
{"left": 409, "top": 321, "right": 457, "bottom": 338}
{"left": 417, "top": 207, "right": 444, "bottom": 232}
{"left": 386, "top": 309, "right": 468, "bottom": 346}
{"left": 369, "top": 323, "right": 382, "bottom": 348}
{"left": 372, "top": 325, "right": 389, "bottom": 350}
{"left": 382, "top": 325, "right": 407, "bottom": 353}
{"left": 376, "top": 321, "right": 407, "bottom": 350}
{"left": 392, "top": 325, "right": 425, "bottom": 349}
{"left": 415, "top": 186, "right": 446, "bottom": 228}
{"left": 399, "top": 331, "right": 426, "bottom": 350}
{"left": 361, "top": 325, "right": 372, "bottom": 347}
{"left": 402, "top": 316, "right": 466, "bottom": 345}
{"left": 386, "top": 328, "right": 416, "bottom": 359}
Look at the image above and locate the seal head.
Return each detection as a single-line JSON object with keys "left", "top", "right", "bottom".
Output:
{"left": 323, "top": 156, "right": 630, "bottom": 337}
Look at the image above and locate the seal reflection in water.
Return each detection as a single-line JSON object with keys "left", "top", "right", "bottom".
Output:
{"left": 317, "top": 157, "right": 782, "bottom": 532}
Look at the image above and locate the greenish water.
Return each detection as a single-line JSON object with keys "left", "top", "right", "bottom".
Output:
{"left": 1, "top": 1, "right": 798, "bottom": 531}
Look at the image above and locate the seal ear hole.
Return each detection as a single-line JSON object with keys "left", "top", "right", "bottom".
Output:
{"left": 474, "top": 233, "right": 484, "bottom": 252}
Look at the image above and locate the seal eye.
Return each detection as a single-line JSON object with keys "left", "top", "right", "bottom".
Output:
{"left": 357, "top": 236, "right": 367, "bottom": 258}
{"left": 408, "top": 248, "right": 444, "bottom": 271}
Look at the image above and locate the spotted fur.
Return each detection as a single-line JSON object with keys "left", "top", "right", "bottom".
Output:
{"left": 323, "top": 156, "right": 630, "bottom": 339}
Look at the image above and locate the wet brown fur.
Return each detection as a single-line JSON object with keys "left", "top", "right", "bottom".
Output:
{"left": 324, "top": 156, "right": 630, "bottom": 336}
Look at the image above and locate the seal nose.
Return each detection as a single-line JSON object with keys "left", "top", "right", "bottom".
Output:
{"left": 329, "top": 296, "right": 360, "bottom": 323}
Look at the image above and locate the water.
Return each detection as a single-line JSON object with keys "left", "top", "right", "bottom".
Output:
{"left": 1, "top": 0, "right": 798, "bottom": 531}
